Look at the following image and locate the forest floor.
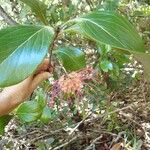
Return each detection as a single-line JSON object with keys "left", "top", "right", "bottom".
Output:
{"left": 0, "top": 79, "right": 150, "bottom": 150}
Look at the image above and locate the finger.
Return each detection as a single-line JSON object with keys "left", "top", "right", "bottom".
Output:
{"left": 36, "top": 59, "right": 49, "bottom": 73}
{"left": 30, "top": 72, "right": 51, "bottom": 91}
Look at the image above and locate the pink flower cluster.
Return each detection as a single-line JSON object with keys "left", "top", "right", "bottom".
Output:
{"left": 48, "top": 66, "right": 94, "bottom": 107}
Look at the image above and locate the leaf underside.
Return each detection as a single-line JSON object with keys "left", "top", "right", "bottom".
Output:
{"left": 65, "top": 11, "right": 150, "bottom": 80}
{"left": 66, "top": 11, "right": 145, "bottom": 53}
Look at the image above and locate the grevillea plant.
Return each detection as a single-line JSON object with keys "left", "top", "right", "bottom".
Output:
{"left": 49, "top": 66, "right": 94, "bottom": 107}
{"left": 0, "top": 0, "right": 149, "bottom": 134}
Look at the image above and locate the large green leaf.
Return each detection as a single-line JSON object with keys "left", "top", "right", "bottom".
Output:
{"left": 56, "top": 47, "right": 86, "bottom": 71}
{"left": 0, "top": 115, "right": 12, "bottom": 135}
{"left": 0, "top": 25, "right": 54, "bottom": 87}
{"left": 19, "top": 0, "right": 48, "bottom": 24}
{"left": 16, "top": 101, "right": 43, "bottom": 122}
{"left": 65, "top": 11, "right": 145, "bottom": 53}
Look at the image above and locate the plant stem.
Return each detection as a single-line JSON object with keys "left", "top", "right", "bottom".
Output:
{"left": 48, "top": 26, "right": 60, "bottom": 64}
{"left": 0, "top": 5, "right": 17, "bottom": 25}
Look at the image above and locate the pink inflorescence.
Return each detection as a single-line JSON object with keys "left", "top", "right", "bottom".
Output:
{"left": 48, "top": 66, "right": 94, "bottom": 107}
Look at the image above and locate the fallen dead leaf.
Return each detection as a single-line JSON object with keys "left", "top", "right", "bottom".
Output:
{"left": 110, "top": 142, "right": 122, "bottom": 150}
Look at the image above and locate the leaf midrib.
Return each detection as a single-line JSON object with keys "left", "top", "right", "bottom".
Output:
{"left": 77, "top": 18, "right": 127, "bottom": 49}
{"left": 0, "top": 27, "right": 45, "bottom": 66}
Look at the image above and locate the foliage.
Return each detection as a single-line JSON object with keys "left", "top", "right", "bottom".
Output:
{"left": 0, "top": 115, "right": 12, "bottom": 135}
{"left": 0, "top": 25, "right": 54, "bottom": 87}
{"left": 56, "top": 46, "right": 86, "bottom": 71}
{"left": 65, "top": 11, "right": 145, "bottom": 52}
{"left": 0, "top": 0, "right": 149, "bottom": 149}
{"left": 19, "top": 0, "right": 48, "bottom": 24}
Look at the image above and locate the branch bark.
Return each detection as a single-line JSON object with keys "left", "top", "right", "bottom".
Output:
{"left": 0, "top": 5, "right": 17, "bottom": 25}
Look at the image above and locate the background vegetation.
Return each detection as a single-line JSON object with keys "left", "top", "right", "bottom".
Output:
{"left": 0, "top": 0, "right": 150, "bottom": 149}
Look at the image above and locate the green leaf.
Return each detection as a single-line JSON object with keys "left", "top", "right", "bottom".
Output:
{"left": 66, "top": 11, "right": 145, "bottom": 53}
{"left": 113, "top": 52, "right": 129, "bottom": 64}
{"left": 0, "top": 115, "right": 12, "bottom": 135}
{"left": 98, "top": 44, "right": 111, "bottom": 56}
{"left": 37, "top": 92, "right": 46, "bottom": 108}
{"left": 100, "top": 60, "right": 113, "bottom": 72}
{"left": 19, "top": 0, "right": 48, "bottom": 24}
{"left": 0, "top": 25, "right": 54, "bottom": 87}
{"left": 40, "top": 106, "right": 53, "bottom": 124}
{"left": 56, "top": 47, "right": 86, "bottom": 71}
{"left": 16, "top": 101, "right": 43, "bottom": 122}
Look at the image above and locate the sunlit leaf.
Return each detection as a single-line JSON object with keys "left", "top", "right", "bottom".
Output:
{"left": 100, "top": 60, "right": 113, "bottom": 72}
{"left": 16, "top": 101, "right": 43, "bottom": 122}
{"left": 0, "top": 25, "right": 54, "bottom": 87}
{"left": 66, "top": 11, "right": 145, "bottom": 53}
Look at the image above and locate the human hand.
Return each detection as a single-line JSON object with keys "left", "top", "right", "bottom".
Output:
{"left": 0, "top": 59, "right": 52, "bottom": 115}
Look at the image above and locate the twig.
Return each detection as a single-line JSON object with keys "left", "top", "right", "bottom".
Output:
{"left": 29, "top": 122, "right": 82, "bottom": 143}
{"left": 30, "top": 128, "right": 67, "bottom": 143}
{"left": 85, "top": 0, "right": 94, "bottom": 11}
{"left": 30, "top": 133, "right": 53, "bottom": 143}
{"left": 119, "top": 112, "right": 144, "bottom": 130}
{"left": 84, "top": 101, "right": 149, "bottom": 125}
{"left": 48, "top": 27, "right": 60, "bottom": 64}
{"left": 18, "top": 130, "right": 39, "bottom": 139}
{"left": 69, "top": 113, "right": 91, "bottom": 136}
{"left": 85, "top": 136, "right": 102, "bottom": 150}
{"left": 0, "top": 5, "right": 17, "bottom": 25}
{"left": 109, "top": 131, "right": 125, "bottom": 148}
{"left": 52, "top": 136, "right": 78, "bottom": 150}
{"left": 84, "top": 104, "right": 132, "bottom": 124}
{"left": 87, "top": 129, "right": 117, "bottom": 136}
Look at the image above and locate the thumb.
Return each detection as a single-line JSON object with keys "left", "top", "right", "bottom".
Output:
{"left": 30, "top": 72, "right": 51, "bottom": 91}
